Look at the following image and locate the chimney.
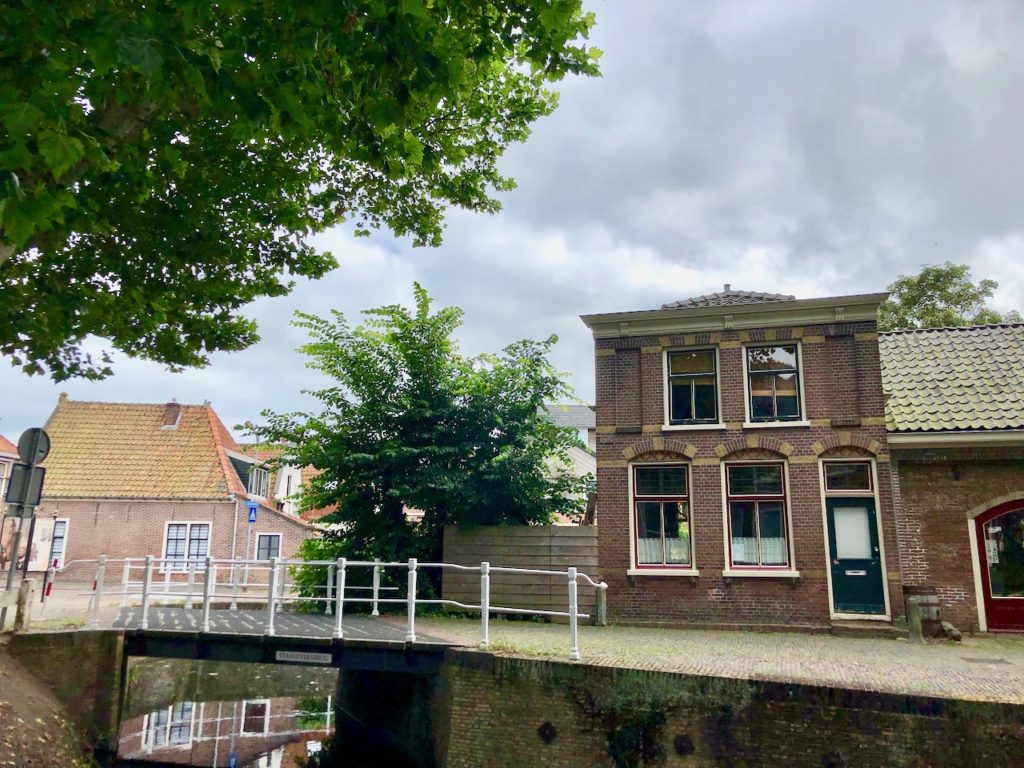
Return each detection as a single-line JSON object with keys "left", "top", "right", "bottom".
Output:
{"left": 160, "top": 400, "right": 182, "bottom": 430}
{"left": 724, "top": 283, "right": 731, "bottom": 292}
{"left": 58, "top": 391, "right": 68, "bottom": 404}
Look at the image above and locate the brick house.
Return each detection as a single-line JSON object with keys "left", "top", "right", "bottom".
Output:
{"left": 5, "top": 394, "right": 313, "bottom": 576}
{"left": 882, "top": 324, "right": 1024, "bottom": 633}
{"left": 582, "top": 287, "right": 900, "bottom": 629}
{"left": 0, "top": 433, "right": 15, "bottom": 504}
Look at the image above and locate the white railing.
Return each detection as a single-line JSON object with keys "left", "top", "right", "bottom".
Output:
{"left": 53, "top": 555, "right": 608, "bottom": 661}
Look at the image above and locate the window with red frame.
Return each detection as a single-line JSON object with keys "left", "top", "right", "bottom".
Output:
{"left": 633, "top": 464, "right": 691, "bottom": 567}
{"left": 726, "top": 463, "right": 790, "bottom": 568}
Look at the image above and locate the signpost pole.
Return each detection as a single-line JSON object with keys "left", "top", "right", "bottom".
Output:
{"left": 243, "top": 501, "right": 257, "bottom": 587}
{"left": 1, "top": 427, "right": 51, "bottom": 630}
{"left": 20, "top": 514, "right": 37, "bottom": 579}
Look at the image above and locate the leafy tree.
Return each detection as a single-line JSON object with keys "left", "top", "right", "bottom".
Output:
{"left": 0, "top": 2, "right": 600, "bottom": 380}
{"left": 244, "top": 284, "right": 587, "bottom": 574}
{"left": 878, "top": 262, "right": 1021, "bottom": 331}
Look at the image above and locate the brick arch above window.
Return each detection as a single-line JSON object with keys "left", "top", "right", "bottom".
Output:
{"left": 721, "top": 447, "right": 785, "bottom": 462}
{"left": 810, "top": 433, "right": 883, "bottom": 457}
{"left": 714, "top": 435, "right": 793, "bottom": 459}
{"left": 819, "top": 445, "right": 874, "bottom": 460}
{"left": 631, "top": 450, "right": 690, "bottom": 464}
{"left": 622, "top": 439, "right": 698, "bottom": 461}
{"left": 964, "top": 492, "right": 1024, "bottom": 521}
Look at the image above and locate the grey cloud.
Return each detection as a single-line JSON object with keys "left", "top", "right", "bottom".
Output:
{"left": 3, "top": 0, "right": 1024, "bottom": 438}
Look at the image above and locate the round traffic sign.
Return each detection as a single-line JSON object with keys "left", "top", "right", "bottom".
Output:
{"left": 17, "top": 427, "right": 50, "bottom": 464}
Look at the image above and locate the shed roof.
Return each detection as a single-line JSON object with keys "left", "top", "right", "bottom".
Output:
{"left": 879, "top": 323, "right": 1024, "bottom": 432}
{"left": 544, "top": 404, "right": 596, "bottom": 430}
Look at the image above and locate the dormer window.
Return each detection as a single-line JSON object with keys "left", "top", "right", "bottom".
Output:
{"left": 248, "top": 466, "right": 270, "bottom": 498}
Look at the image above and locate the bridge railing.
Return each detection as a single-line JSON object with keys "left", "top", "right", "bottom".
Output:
{"left": 56, "top": 555, "right": 608, "bottom": 661}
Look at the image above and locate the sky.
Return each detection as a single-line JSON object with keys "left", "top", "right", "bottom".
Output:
{"left": 3, "top": 0, "right": 1024, "bottom": 441}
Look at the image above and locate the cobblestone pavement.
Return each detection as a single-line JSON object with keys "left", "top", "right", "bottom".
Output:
{"left": 415, "top": 616, "right": 1024, "bottom": 704}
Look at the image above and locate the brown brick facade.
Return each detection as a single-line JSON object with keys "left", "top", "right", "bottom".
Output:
{"left": 26, "top": 498, "right": 310, "bottom": 580}
{"left": 891, "top": 447, "right": 1024, "bottom": 632}
{"left": 592, "top": 319, "right": 901, "bottom": 628}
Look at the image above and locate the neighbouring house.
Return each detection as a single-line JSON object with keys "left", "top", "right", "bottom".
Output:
{"left": 2, "top": 394, "right": 314, "bottom": 577}
{"left": 0, "top": 433, "right": 16, "bottom": 502}
{"left": 881, "top": 324, "right": 1024, "bottom": 633}
{"left": 117, "top": 695, "right": 331, "bottom": 766}
{"left": 582, "top": 287, "right": 900, "bottom": 629}
{"left": 545, "top": 403, "right": 597, "bottom": 453}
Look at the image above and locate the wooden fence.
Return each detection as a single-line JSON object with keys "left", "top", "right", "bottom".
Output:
{"left": 441, "top": 525, "right": 599, "bottom": 618}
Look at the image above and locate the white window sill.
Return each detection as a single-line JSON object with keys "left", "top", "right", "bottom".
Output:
{"left": 742, "top": 421, "right": 811, "bottom": 430}
{"left": 722, "top": 569, "right": 800, "bottom": 579}
{"left": 627, "top": 568, "right": 700, "bottom": 577}
{"left": 661, "top": 423, "right": 728, "bottom": 432}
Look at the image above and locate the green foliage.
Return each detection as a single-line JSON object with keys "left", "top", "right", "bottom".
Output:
{"left": 878, "top": 262, "right": 1020, "bottom": 331}
{"left": 245, "top": 284, "right": 588, "bottom": 571}
{"left": 0, "top": 1, "right": 600, "bottom": 380}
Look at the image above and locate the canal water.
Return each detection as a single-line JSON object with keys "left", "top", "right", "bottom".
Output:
{"left": 114, "top": 658, "right": 341, "bottom": 768}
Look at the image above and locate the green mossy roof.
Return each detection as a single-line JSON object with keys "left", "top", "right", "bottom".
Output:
{"left": 879, "top": 324, "right": 1024, "bottom": 432}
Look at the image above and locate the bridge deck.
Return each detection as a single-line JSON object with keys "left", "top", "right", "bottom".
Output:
{"left": 113, "top": 607, "right": 456, "bottom": 645}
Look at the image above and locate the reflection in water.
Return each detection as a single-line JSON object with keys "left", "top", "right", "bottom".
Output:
{"left": 116, "top": 659, "right": 337, "bottom": 767}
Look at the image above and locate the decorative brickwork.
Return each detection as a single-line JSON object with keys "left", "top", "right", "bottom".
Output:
{"left": 592, "top": 314, "right": 900, "bottom": 628}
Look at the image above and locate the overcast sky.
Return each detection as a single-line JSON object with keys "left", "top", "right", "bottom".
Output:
{"left": 3, "top": 0, "right": 1023, "bottom": 441}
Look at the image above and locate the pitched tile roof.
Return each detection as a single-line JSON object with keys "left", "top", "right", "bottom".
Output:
{"left": 41, "top": 396, "right": 249, "bottom": 499}
{"left": 662, "top": 284, "right": 795, "bottom": 309}
{"left": 0, "top": 434, "right": 16, "bottom": 457}
{"left": 879, "top": 323, "right": 1024, "bottom": 432}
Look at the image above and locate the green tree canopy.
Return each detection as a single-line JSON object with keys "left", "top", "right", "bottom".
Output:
{"left": 243, "top": 284, "right": 587, "bottom": 566}
{"left": 878, "top": 262, "right": 1021, "bottom": 331}
{"left": 0, "top": 1, "right": 600, "bottom": 380}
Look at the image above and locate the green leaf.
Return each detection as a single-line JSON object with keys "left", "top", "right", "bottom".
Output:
{"left": 119, "top": 35, "right": 164, "bottom": 78}
{"left": 1, "top": 103, "right": 43, "bottom": 135}
{"left": 36, "top": 130, "right": 85, "bottom": 178}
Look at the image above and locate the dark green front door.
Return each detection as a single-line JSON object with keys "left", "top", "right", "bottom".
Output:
{"left": 825, "top": 498, "right": 885, "bottom": 615}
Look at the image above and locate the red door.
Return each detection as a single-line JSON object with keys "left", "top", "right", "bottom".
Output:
{"left": 975, "top": 501, "right": 1024, "bottom": 632}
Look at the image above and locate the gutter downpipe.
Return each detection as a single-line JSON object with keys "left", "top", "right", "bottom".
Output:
{"left": 229, "top": 494, "right": 239, "bottom": 562}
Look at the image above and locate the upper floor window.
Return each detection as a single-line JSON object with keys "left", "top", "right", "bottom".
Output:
{"left": 746, "top": 344, "right": 802, "bottom": 422}
{"left": 248, "top": 466, "right": 270, "bottom": 498}
{"left": 633, "top": 464, "right": 691, "bottom": 567}
{"left": 725, "top": 462, "right": 791, "bottom": 569}
{"left": 667, "top": 349, "right": 718, "bottom": 425}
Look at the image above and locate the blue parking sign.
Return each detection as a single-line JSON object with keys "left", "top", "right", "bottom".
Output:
{"left": 246, "top": 500, "right": 258, "bottom": 524}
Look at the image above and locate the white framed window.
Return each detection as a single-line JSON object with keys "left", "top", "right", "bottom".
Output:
{"left": 723, "top": 462, "right": 795, "bottom": 571}
{"left": 742, "top": 343, "right": 807, "bottom": 425}
{"left": 664, "top": 348, "right": 721, "bottom": 426}
{"left": 822, "top": 460, "right": 873, "bottom": 494}
{"left": 627, "top": 463, "right": 698, "bottom": 576}
{"left": 255, "top": 533, "right": 282, "bottom": 561}
{"left": 49, "top": 519, "right": 69, "bottom": 569}
{"left": 143, "top": 702, "right": 194, "bottom": 751}
{"left": 241, "top": 699, "right": 270, "bottom": 735}
{"left": 0, "top": 460, "right": 10, "bottom": 501}
{"left": 248, "top": 466, "right": 270, "bottom": 498}
{"left": 162, "top": 522, "right": 211, "bottom": 571}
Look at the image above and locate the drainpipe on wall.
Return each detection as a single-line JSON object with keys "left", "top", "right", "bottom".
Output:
{"left": 229, "top": 494, "right": 239, "bottom": 562}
